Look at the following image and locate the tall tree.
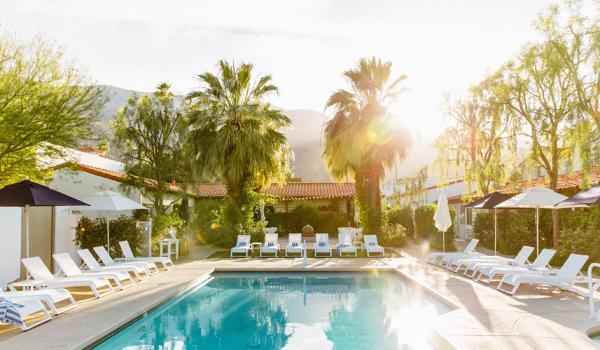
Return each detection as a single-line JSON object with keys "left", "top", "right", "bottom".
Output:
{"left": 496, "top": 39, "right": 582, "bottom": 249}
{"left": 323, "top": 57, "right": 411, "bottom": 236}
{"left": 537, "top": 2, "right": 600, "bottom": 174}
{"left": 435, "top": 86, "right": 516, "bottom": 196}
{"left": 187, "top": 60, "right": 290, "bottom": 240}
{"left": 113, "top": 83, "right": 186, "bottom": 215}
{"left": 0, "top": 35, "right": 105, "bottom": 186}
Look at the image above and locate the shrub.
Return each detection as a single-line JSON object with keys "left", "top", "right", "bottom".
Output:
{"left": 413, "top": 204, "right": 456, "bottom": 251}
{"left": 265, "top": 202, "right": 348, "bottom": 237}
{"left": 473, "top": 209, "right": 553, "bottom": 256}
{"left": 152, "top": 213, "right": 186, "bottom": 247}
{"left": 380, "top": 223, "right": 407, "bottom": 247}
{"left": 75, "top": 215, "right": 143, "bottom": 257}
{"left": 387, "top": 206, "right": 414, "bottom": 239}
{"left": 555, "top": 207, "right": 600, "bottom": 268}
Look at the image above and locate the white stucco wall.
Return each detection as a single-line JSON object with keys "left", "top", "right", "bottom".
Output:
{"left": 0, "top": 207, "right": 21, "bottom": 289}
{"left": 53, "top": 206, "right": 82, "bottom": 268}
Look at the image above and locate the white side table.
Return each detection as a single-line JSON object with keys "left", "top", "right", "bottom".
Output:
{"left": 159, "top": 238, "right": 180, "bottom": 260}
{"left": 251, "top": 242, "right": 262, "bottom": 253}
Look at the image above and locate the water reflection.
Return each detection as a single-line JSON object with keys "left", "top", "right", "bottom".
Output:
{"left": 94, "top": 273, "right": 448, "bottom": 350}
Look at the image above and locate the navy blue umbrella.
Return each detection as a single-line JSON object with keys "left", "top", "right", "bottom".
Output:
{"left": 0, "top": 179, "right": 88, "bottom": 257}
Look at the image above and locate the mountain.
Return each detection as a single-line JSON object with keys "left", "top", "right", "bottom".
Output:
{"left": 93, "top": 86, "right": 333, "bottom": 181}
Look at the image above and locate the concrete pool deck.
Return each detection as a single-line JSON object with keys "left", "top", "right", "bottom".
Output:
{"left": 0, "top": 243, "right": 599, "bottom": 349}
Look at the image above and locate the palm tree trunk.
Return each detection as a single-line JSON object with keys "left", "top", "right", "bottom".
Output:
{"left": 365, "top": 171, "right": 382, "bottom": 237}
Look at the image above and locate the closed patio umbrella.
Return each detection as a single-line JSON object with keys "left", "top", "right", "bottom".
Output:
{"left": 0, "top": 179, "right": 89, "bottom": 258}
{"left": 78, "top": 190, "right": 147, "bottom": 251}
{"left": 495, "top": 186, "right": 567, "bottom": 255}
{"left": 434, "top": 192, "right": 452, "bottom": 252}
{"left": 462, "top": 192, "right": 513, "bottom": 255}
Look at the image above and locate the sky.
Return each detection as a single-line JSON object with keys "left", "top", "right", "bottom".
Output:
{"left": 1, "top": 0, "right": 555, "bottom": 141}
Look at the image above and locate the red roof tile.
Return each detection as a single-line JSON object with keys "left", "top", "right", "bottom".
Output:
{"left": 66, "top": 163, "right": 355, "bottom": 200}
{"left": 190, "top": 182, "right": 355, "bottom": 200}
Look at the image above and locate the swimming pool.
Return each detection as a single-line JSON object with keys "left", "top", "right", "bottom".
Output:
{"left": 93, "top": 272, "right": 451, "bottom": 350}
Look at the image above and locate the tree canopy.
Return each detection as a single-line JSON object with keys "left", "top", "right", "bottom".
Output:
{"left": 0, "top": 34, "right": 105, "bottom": 186}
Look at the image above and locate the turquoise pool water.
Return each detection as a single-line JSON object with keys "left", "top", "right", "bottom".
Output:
{"left": 94, "top": 272, "right": 451, "bottom": 350}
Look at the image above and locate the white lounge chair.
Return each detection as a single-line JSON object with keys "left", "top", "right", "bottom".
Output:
{"left": 0, "top": 297, "right": 52, "bottom": 331}
{"left": 1, "top": 287, "right": 76, "bottom": 316}
{"left": 497, "top": 253, "right": 589, "bottom": 295}
{"left": 315, "top": 233, "right": 332, "bottom": 257}
{"left": 77, "top": 249, "right": 146, "bottom": 282}
{"left": 230, "top": 235, "right": 252, "bottom": 257}
{"left": 476, "top": 248, "right": 556, "bottom": 283}
{"left": 260, "top": 233, "right": 280, "bottom": 257}
{"left": 364, "top": 235, "right": 384, "bottom": 257}
{"left": 118, "top": 241, "right": 174, "bottom": 270}
{"left": 427, "top": 239, "right": 479, "bottom": 265}
{"left": 53, "top": 253, "right": 135, "bottom": 290}
{"left": 445, "top": 246, "right": 533, "bottom": 272}
{"left": 94, "top": 246, "right": 159, "bottom": 275}
{"left": 461, "top": 246, "right": 534, "bottom": 277}
{"left": 21, "top": 257, "right": 114, "bottom": 299}
{"left": 285, "top": 233, "right": 304, "bottom": 257}
{"left": 337, "top": 232, "right": 357, "bottom": 257}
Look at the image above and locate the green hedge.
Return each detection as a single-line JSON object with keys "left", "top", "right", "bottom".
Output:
{"left": 388, "top": 204, "right": 456, "bottom": 251}
{"left": 266, "top": 202, "right": 348, "bottom": 237}
{"left": 74, "top": 215, "right": 143, "bottom": 257}
{"left": 472, "top": 207, "right": 600, "bottom": 267}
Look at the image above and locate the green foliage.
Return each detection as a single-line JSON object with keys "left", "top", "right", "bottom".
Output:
{"left": 414, "top": 204, "right": 456, "bottom": 251}
{"left": 387, "top": 206, "right": 414, "bottom": 239}
{"left": 0, "top": 34, "right": 105, "bottom": 186}
{"left": 380, "top": 223, "right": 407, "bottom": 247}
{"left": 74, "top": 215, "right": 143, "bottom": 257}
{"left": 186, "top": 60, "right": 291, "bottom": 236}
{"left": 473, "top": 210, "right": 555, "bottom": 255}
{"left": 113, "top": 83, "right": 187, "bottom": 215}
{"left": 323, "top": 57, "right": 412, "bottom": 238}
{"left": 555, "top": 207, "right": 600, "bottom": 269}
{"left": 265, "top": 202, "right": 348, "bottom": 237}
{"left": 152, "top": 213, "right": 186, "bottom": 246}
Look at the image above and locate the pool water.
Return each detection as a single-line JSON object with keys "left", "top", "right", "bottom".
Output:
{"left": 94, "top": 272, "right": 451, "bottom": 350}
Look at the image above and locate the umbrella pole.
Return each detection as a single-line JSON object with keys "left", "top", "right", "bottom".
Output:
{"left": 536, "top": 207, "right": 539, "bottom": 256}
{"left": 494, "top": 208, "right": 497, "bottom": 256}
{"left": 442, "top": 231, "right": 445, "bottom": 252}
{"left": 25, "top": 205, "right": 30, "bottom": 258}
{"left": 106, "top": 216, "right": 110, "bottom": 251}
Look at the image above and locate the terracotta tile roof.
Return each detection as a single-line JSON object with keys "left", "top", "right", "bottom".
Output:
{"left": 64, "top": 163, "right": 355, "bottom": 200}
{"left": 446, "top": 169, "right": 600, "bottom": 204}
{"left": 189, "top": 182, "right": 356, "bottom": 200}
{"left": 495, "top": 169, "right": 600, "bottom": 194}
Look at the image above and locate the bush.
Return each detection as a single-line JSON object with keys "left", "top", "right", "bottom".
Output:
{"left": 152, "top": 214, "right": 186, "bottom": 247}
{"left": 555, "top": 207, "right": 600, "bottom": 268}
{"left": 413, "top": 204, "right": 456, "bottom": 251}
{"left": 75, "top": 215, "right": 143, "bottom": 257}
{"left": 380, "top": 223, "right": 407, "bottom": 247}
{"left": 265, "top": 202, "right": 348, "bottom": 237}
{"left": 473, "top": 209, "right": 553, "bottom": 256}
{"left": 387, "top": 206, "right": 414, "bottom": 239}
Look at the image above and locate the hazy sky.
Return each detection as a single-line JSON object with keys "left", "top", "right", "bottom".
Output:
{"left": 1, "top": 0, "right": 555, "bottom": 140}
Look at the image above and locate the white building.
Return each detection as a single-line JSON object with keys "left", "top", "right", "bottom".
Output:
{"left": 0, "top": 147, "right": 192, "bottom": 288}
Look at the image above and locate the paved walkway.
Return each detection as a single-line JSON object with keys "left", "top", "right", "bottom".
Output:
{"left": 0, "top": 242, "right": 599, "bottom": 349}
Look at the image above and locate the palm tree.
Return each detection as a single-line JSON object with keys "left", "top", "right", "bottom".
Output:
{"left": 187, "top": 60, "right": 290, "bottom": 240}
{"left": 323, "top": 57, "right": 411, "bottom": 236}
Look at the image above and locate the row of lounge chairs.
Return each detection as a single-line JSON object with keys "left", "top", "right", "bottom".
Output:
{"left": 0, "top": 241, "right": 173, "bottom": 331}
{"left": 231, "top": 233, "right": 385, "bottom": 258}
{"left": 427, "top": 239, "right": 589, "bottom": 296}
